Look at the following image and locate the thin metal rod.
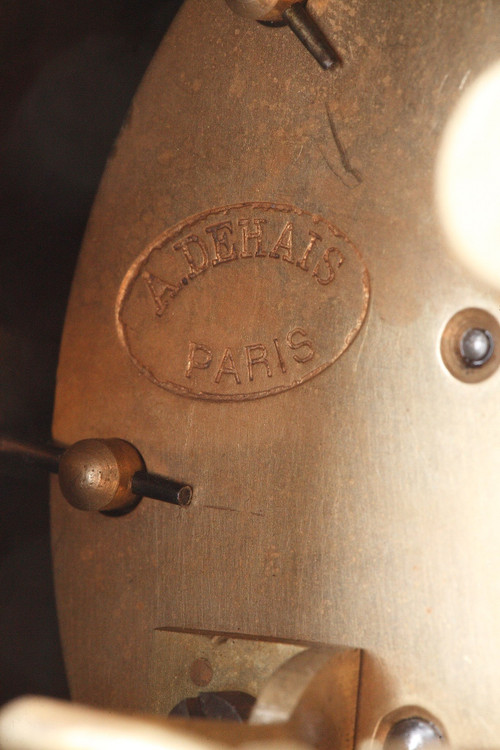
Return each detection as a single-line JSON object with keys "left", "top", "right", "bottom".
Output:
{"left": 282, "top": 3, "right": 341, "bottom": 70}
{"left": 132, "top": 471, "right": 193, "bottom": 507}
{"left": 0, "top": 434, "right": 193, "bottom": 508}
{"left": 0, "top": 435, "right": 62, "bottom": 474}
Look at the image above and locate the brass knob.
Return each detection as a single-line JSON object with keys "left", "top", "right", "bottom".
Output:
{"left": 58, "top": 438, "right": 145, "bottom": 513}
{"left": 225, "top": 0, "right": 295, "bottom": 22}
{"left": 0, "top": 433, "right": 193, "bottom": 512}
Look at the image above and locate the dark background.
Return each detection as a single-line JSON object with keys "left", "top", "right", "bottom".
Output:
{"left": 0, "top": 0, "right": 183, "bottom": 705}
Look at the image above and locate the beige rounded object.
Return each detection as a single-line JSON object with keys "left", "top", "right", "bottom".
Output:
{"left": 0, "top": 697, "right": 217, "bottom": 750}
{"left": 436, "top": 60, "right": 500, "bottom": 289}
{"left": 0, "top": 696, "right": 312, "bottom": 750}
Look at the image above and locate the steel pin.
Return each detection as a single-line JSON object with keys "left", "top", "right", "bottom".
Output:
{"left": 282, "top": 2, "right": 341, "bottom": 70}
{"left": 0, "top": 434, "right": 192, "bottom": 513}
{"left": 226, "top": 1, "right": 341, "bottom": 70}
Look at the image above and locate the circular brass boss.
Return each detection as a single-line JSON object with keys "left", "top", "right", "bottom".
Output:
{"left": 440, "top": 308, "right": 500, "bottom": 383}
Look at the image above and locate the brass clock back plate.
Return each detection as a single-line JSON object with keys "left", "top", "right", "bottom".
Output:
{"left": 52, "top": 0, "right": 500, "bottom": 745}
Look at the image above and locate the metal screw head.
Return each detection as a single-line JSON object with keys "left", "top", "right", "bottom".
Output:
{"left": 459, "top": 327, "right": 494, "bottom": 366}
{"left": 384, "top": 718, "right": 444, "bottom": 750}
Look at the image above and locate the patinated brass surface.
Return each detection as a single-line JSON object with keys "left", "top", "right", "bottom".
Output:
{"left": 150, "top": 629, "right": 305, "bottom": 715}
{"left": 116, "top": 202, "right": 369, "bottom": 401}
{"left": 51, "top": 0, "right": 500, "bottom": 745}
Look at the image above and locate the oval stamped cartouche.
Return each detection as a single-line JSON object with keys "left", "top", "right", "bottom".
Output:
{"left": 116, "top": 202, "right": 370, "bottom": 401}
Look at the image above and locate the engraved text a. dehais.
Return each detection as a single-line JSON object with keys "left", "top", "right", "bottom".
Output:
{"left": 116, "top": 202, "right": 370, "bottom": 401}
